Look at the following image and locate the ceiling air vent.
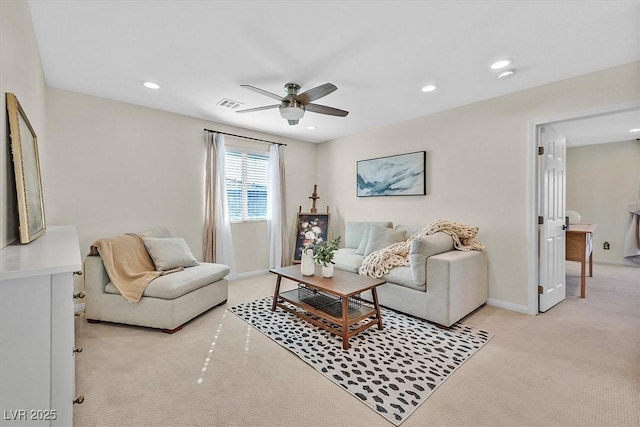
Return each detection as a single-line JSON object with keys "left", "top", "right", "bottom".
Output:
{"left": 217, "top": 98, "right": 244, "bottom": 109}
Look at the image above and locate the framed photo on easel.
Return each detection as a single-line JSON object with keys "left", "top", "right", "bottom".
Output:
{"left": 292, "top": 213, "right": 330, "bottom": 263}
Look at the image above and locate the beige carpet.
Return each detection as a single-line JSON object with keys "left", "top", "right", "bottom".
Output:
{"left": 73, "top": 262, "right": 639, "bottom": 427}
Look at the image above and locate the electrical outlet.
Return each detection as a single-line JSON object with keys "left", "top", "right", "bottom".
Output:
{"left": 603, "top": 241, "right": 610, "bottom": 250}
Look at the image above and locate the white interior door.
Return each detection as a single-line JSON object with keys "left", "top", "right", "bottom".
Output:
{"left": 538, "top": 126, "right": 567, "bottom": 312}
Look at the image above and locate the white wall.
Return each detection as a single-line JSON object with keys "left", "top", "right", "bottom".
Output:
{"left": 567, "top": 140, "right": 640, "bottom": 265}
{"left": 45, "top": 89, "right": 317, "bottom": 272}
{"left": 0, "top": 0, "right": 48, "bottom": 248}
{"left": 3, "top": 1, "right": 639, "bottom": 311}
{"left": 317, "top": 61, "right": 640, "bottom": 310}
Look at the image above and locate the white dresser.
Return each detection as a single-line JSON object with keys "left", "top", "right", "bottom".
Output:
{"left": 0, "top": 226, "right": 82, "bottom": 426}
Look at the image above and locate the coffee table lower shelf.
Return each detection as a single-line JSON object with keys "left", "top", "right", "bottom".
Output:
{"left": 275, "top": 287, "right": 381, "bottom": 350}
{"left": 270, "top": 266, "right": 385, "bottom": 350}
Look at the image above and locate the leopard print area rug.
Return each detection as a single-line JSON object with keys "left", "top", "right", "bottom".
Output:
{"left": 229, "top": 297, "right": 493, "bottom": 425}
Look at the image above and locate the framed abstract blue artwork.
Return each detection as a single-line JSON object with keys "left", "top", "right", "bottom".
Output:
{"left": 357, "top": 151, "right": 426, "bottom": 197}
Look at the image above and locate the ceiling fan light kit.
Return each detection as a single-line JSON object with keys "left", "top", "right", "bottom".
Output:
{"left": 280, "top": 103, "right": 305, "bottom": 121}
{"left": 237, "top": 82, "right": 348, "bottom": 126}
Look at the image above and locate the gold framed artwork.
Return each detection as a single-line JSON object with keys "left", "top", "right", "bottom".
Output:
{"left": 6, "top": 93, "right": 46, "bottom": 243}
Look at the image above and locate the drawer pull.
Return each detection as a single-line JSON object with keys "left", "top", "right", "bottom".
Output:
{"left": 73, "top": 271, "right": 83, "bottom": 276}
{"left": 73, "top": 291, "right": 86, "bottom": 299}
{"left": 74, "top": 312, "right": 84, "bottom": 317}
{"left": 73, "top": 347, "right": 83, "bottom": 353}
{"left": 73, "top": 395, "right": 85, "bottom": 405}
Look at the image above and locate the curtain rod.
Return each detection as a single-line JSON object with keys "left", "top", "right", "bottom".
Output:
{"left": 203, "top": 128, "right": 287, "bottom": 146}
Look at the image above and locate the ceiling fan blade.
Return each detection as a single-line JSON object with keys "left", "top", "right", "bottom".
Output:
{"left": 296, "top": 83, "right": 337, "bottom": 104}
{"left": 240, "top": 85, "right": 284, "bottom": 101}
{"left": 236, "top": 104, "right": 280, "bottom": 114}
{"left": 305, "top": 103, "right": 349, "bottom": 117}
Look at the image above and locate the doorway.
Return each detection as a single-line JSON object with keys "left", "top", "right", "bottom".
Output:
{"left": 528, "top": 101, "right": 640, "bottom": 315}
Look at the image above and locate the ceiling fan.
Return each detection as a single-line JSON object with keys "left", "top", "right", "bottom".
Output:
{"left": 236, "top": 82, "right": 349, "bottom": 126}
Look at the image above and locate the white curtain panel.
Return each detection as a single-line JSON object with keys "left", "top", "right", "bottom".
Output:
{"left": 203, "top": 132, "right": 216, "bottom": 263}
{"left": 204, "top": 132, "right": 236, "bottom": 277}
{"left": 268, "top": 144, "right": 290, "bottom": 268}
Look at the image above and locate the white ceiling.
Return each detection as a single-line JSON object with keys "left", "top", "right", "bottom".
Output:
{"left": 554, "top": 109, "right": 640, "bottom": 147}
{"left": 28, "top": 1, "right": 640, "bottom": 144}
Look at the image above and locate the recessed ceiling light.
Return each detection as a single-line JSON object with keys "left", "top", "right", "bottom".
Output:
{"left": 491, "top": 59, "right": 512, "bottom": 70}
{"left": 497, "top": 69, "right": 515, "bottom": 80}
{"left": 143, "top": 81, "right": 160, "bottom": 89}
{"left": 421, "top": 84, "right": 438, "bottom": 93}
{"left": 629, "top": 128, "right": 640, "bottom": 133}
{"left": 307, "top": 126, "right": 316, "bottom": 130}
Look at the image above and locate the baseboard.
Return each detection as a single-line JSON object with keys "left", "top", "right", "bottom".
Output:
{"left": 486, "top": 298, "right": 529, "bottom": 314}
{"left": 74, "top": 303, "right": 85, "bottom": 313}
{"left": 593, "top": 259, "right": 640, "bottom": 267}
{"left": 570, "top": 259, "right": 640, "bottom": 267}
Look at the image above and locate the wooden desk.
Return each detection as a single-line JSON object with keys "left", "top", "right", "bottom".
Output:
{"left": 565, "top": 224, "right": 596, "bottom": 298}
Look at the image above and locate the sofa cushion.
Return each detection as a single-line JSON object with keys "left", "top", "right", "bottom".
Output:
{"left": 356, "top": 225, "right": 371, "bottom": 255}
{"left": 105, "top": 262, "right": 229, "bottom": 300}
{"left": 345, "top": 221, "right": 393, "bottom": 249}
{"left": 333, "top": 248, "right": 364, "bottom": 273}
{"left": 143, "top": 237, "right": 199, "bottom": 271}
{"left": 140, "top": 228, "right": 171, "bottom": 238}
{"left": 394, "top": 224, "right": 422, "bottom": 239}
{"left": 383, "top": 266, "right": 426, "bottom": 291}
{"left": 364, "top": 225, "right": 406, "bottom": 256}
{"left": 409, "top": 232, "right": 455, "bottom": 285}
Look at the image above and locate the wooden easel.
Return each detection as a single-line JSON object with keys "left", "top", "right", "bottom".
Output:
{"left": 309, "top": 184, "right": 320, "bottom": 213}
{"left": 293, "top": 185, "right": 330, "bottom": 263}
{"left": 298, "top": 184, "right": 329, "bottom": 214}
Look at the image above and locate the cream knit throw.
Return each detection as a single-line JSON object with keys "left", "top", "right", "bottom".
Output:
{"left": 358, "top": 220, "right": 485, "bottom": 279}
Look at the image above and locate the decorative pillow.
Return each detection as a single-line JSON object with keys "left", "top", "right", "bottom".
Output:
{"left": 394, "top": 224, "right": 421, "bottom": 239}
{"left": 364, "top": 226, "right": 406, "bottom": 256}
{"left": 142, "top": 237, "right": 198, "bottom": 271}
{"left": 355, "top": 225, "right": 372, "bottom": 255}
{"left": 409, "top": 232, "right": 455, "bottom": 285}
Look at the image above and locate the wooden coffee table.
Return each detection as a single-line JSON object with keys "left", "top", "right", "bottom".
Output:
{"left": 270, "top": 265, "right": 385, "bottom": 350}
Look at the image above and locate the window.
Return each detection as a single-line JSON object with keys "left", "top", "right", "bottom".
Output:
{"left": 225, "top": 149, "right": 269, "bottom": 222}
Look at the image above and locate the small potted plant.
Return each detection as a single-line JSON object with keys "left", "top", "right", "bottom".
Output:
{"left": 313, "top": 236, "right": 341, "bottom": 278}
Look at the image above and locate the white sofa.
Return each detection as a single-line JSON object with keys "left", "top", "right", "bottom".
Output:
{"left": 84, "top": 228, "right": 229, "bottom": 333}
{"left": 333, "top": 221, "right": 488, "bottom": 327}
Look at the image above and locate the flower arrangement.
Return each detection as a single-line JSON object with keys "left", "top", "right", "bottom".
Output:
{"left": 313, "top": 236, "right": 341, "bottom": 267}
{"left": 298, "top": 217, "right": 325, "bottom": 250}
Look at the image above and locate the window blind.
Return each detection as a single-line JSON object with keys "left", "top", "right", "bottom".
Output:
{"left": 225, "top": 150, "right": 269, "bottom": 222}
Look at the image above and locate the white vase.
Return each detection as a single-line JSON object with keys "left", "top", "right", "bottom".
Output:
{"left": 321, "top": 264, "right": 334, "bottom": 278}
{"left": 300, "top": 248, "right": 315, "bottom": 276}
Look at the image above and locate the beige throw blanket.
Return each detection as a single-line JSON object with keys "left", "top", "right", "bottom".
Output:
{"left": 89, "top": 233, "right": 162, "bottom": 303}
{"left": 359, "top": 220, "right": 485, "bottom": 279}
